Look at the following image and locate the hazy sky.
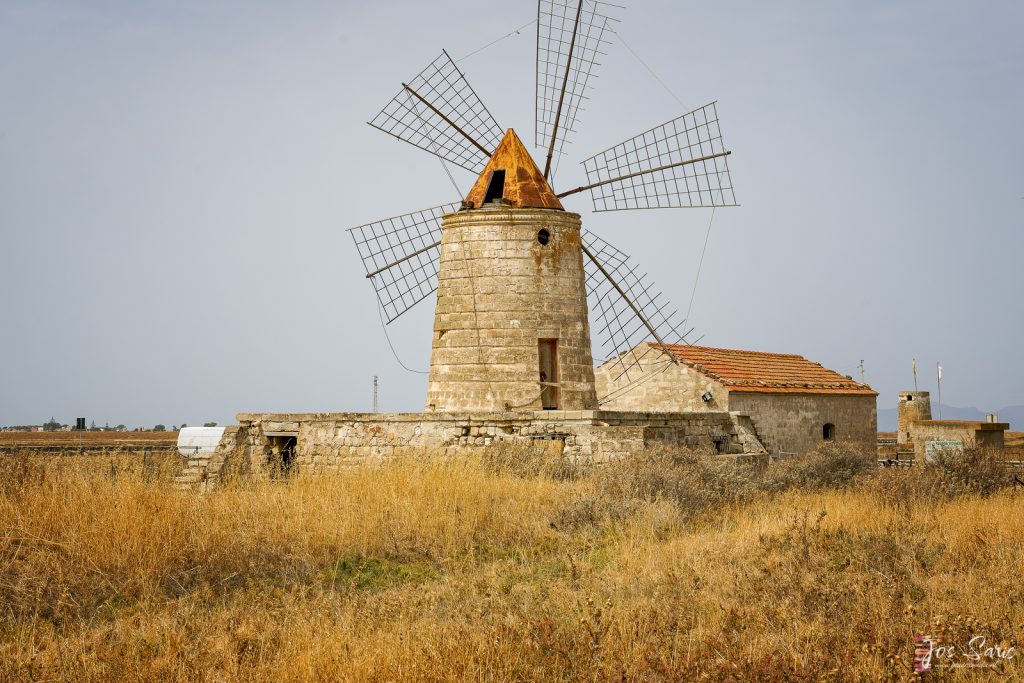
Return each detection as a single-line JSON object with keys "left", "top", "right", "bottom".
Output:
{"left": 2, "top": 0, "right": 1022, "bottom": 428}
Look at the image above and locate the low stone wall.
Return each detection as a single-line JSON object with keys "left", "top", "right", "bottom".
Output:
{"left": 179, "top": 410, "right": 768, "bottom": 489}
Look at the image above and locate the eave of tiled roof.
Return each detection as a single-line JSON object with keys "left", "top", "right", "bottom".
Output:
{"left": 650, "top": 343, "right": 878, "bottom": 396}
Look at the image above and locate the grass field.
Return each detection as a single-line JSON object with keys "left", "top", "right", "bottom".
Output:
{"left": 1, "top": 443, "right": 1021, "bottom": 681}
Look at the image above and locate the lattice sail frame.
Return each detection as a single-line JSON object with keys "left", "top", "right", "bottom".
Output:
{"left": 579, "top": 101, "right": 737, "bottom": 211}
{"left": 581, "top": 230, "right": 693, "bottom": 382}
{"left": 348, "top": 203, "right": 459, "bottom": 323}
{"left": 369, "top": 51, "right": 504, "bottom": 174}
{"left": 535, "top": 0, "right": 619, "bottom": 174}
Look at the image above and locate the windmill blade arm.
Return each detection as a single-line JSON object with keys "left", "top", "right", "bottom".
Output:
{"left": 558, "top": 150, "right": 732, "bottom": 199}
{"left": 369, "top": 51, "right": 503, "bottom": 174}
{"left": 400, "top": 83, "right": 491, "bottom": 158}
{"left": 582, "top": 230, "right": 693, "bottom": 383}
{"left": 364, "top": 239, "right": 441, "bottom": 279}
{"left": 578, "top": 102, "right": 738, "bottom": 211}
{"left": 535, "top": 0, "right": 618, "bottom": 177}
{"left": 348, "top": 203, "right": 459, "bottom": 323}
{"left": 581, "top": 243, "right": 672, "bottom": 353}
{"left": 542, "top": 0, "right": 584, "bottom": 180}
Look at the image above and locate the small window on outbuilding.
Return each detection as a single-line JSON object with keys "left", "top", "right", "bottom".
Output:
{"left": 823, "top": 423, "right": 836, "bottom": 441}
{"left": 483, "top": 169, "right": 506, "bottom": 203}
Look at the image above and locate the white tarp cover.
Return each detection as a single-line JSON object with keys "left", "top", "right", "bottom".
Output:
{"left": 177, "top": 426, "right": 226, "bottom": 456}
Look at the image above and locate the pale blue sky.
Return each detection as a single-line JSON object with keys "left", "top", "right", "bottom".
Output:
{"left": 1, "top": 1, "right": 1022, "bottom": 427}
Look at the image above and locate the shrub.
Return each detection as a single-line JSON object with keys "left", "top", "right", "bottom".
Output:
{"left": 870, "top": 446, "right": 1011, "bottom": 503}
{"left": 551, "top": 446, "right": 759, "bottom": 529}
{"left": 762, "top": 441, "right": 876, "bottom": 493}
{"left": 477, "top": 440, "right": 592, "bottom": 481}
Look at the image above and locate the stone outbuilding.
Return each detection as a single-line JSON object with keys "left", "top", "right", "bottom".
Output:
{"left": 595, "top": 343, "right": 878, "bottom": 455}
{"left": 895, "top": 390, "right": 1008, "bottom": 463}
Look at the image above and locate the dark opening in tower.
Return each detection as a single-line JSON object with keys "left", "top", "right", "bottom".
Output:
{"left": 483, "top": 169, "right": 506, "bottom": 203}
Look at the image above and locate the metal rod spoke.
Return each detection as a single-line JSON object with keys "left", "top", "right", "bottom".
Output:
{"left": 403, "top": 84, "right": 492, "bottom": 157}
{"left": 369, "top": 52, "right": 503, "bottom": 174}
{"left": 559, "top": 151, "right": 731, "bottom": 198}
{"left": 578, "top": 102, "right": 738, "bottom": 211}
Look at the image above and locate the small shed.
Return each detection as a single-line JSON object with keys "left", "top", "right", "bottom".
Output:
{"left": 595, "top": 343, "right": 878, "bottom": 455}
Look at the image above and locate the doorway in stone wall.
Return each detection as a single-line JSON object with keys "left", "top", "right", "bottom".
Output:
{"left": 266, "top": 434, "right": 297, "bottom": 477}
{"left": 538, "top": 338, "right": 560, "bottom": 410}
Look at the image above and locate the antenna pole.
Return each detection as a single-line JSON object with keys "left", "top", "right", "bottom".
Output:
{"left": 581, "top": 243, "right": 677, "bottom": 362}
{"left": 401, "top": 83, "right": 492, "bottom": 157}
{"left": 373, "top": 375, "right": 379, "bottom": 413}
{"left": 557, "top": 151, "right": 732, "bottom": 198}
{"left": 543, "top": 0, "right": 584, "bottom": 180}
{"left": 858, "top": 360, "right": 865, "bottom": 384}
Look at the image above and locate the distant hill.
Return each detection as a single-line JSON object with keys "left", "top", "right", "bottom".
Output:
{"left": 877, "top": 405, "right": 1024, "bottom": 431}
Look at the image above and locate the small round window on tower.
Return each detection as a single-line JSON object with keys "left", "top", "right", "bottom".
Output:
{"left": 537, "top": 228, "right": 550, "bottom": 245}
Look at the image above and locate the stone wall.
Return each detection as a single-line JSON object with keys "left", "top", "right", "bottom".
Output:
{"left": 426, "top": 206, "right": 597, "bottom": 412}
{"left": 727, "top": 393, "right": 877, "bottom": 456}
{"left": 179, "top": 410, "right": 768, "bottom": 489}
{"left": 908, "top": 420, "right": 1008, "bottom": 462}
{"left": 594, "top": 347, "right": 728, "bottom": 412}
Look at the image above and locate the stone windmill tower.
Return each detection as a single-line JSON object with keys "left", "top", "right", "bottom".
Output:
{"left": 349, "top": 2, "right": 737, "bottom": 413}
{"left": 428, "top": 129, "right": 595, "bottom": 412}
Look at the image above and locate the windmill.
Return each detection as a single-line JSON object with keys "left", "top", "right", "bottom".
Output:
{"left": 349, "top": 0, "right": 737, "bottom": 413}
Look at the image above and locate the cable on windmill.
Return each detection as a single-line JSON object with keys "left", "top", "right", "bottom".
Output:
{"left": 369, "top": 51, "right": 504, "bottom": 173}
{"left": 347, "top": 203, "right": 459, "bottom": 323}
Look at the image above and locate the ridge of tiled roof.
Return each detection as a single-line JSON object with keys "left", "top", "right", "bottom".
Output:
{"left": 650, "top": 343, "right": 878, "bottom": 396}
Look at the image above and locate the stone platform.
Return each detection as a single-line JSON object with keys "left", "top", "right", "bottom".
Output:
{"left": 177, "top": 410, "right": 767, "bottom": 490}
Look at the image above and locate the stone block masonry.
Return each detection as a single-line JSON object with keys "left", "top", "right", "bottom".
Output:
{"left": 178, "top": 410, "right": 769, "bottom": 490}
{"left": 426, "top": 205, "right": 597, "bottom": 413}
{"left": 728, "top": 393, "right": 876, "bottom": 456}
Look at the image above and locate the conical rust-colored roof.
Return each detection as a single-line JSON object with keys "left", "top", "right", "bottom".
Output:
{"left": 465, "top": 129, "right": 564, "bottom": 210}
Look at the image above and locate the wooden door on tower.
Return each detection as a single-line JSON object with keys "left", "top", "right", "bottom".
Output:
{"left": 538, "top": 339, "right": 560, "bottom": 410}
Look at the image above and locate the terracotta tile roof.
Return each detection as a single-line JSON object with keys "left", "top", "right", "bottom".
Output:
{"left": 651, "top": 343, "right": 878, "bottom": 395}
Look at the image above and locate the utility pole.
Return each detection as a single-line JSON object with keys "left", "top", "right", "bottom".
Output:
{"left": 936, "top": 363, "right": 943, "bottom": 420}
{"left": 373, "top": 375, "right": 379, "bottom": 413}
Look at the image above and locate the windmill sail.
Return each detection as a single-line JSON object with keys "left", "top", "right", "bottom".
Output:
{"left": 535, "top": 0, "right": 619, "bottom": 178}
{"left": 575, "top": 101, "right": 737, "bottom": 211}
{"left": 369, "top": 51, "right": 504, "bottom": 174}
{"left": 582, "top": 230, "right": 693, "bottom": 382}
{"left": 348, "top": 203, "right": 459, "bottom": 323}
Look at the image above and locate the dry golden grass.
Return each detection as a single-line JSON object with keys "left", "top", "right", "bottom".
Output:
{"left": 1, "top": 445, "right": 1021, "bottom": 681}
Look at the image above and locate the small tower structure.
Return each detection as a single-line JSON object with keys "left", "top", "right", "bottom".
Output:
{"left": 426, "top": 129, "right": 598, "bottom": 412}
{"left": 897, "top": 390, "right": 932, "bottom": 444}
